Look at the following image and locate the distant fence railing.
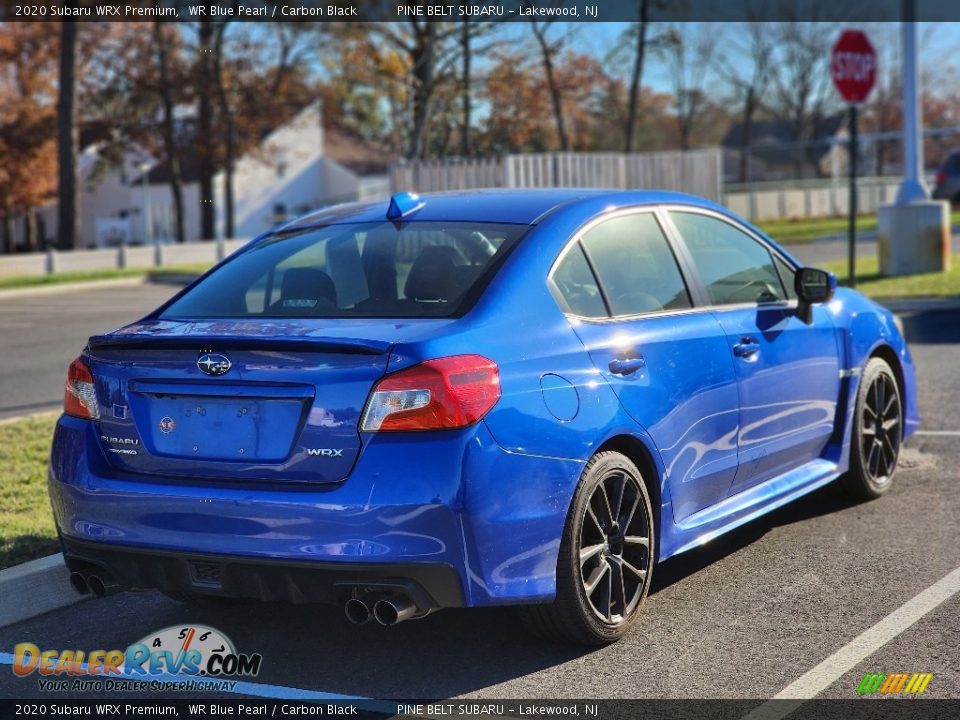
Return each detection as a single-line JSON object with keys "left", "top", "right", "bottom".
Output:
{"left": 0, "top": 238, "right": 251, "bottom": 281}
{"left": 390, "top": 149, "right": 724, "bottom": 203}
{"left": 723, "top": 174, "right": 939, "bottom": 222}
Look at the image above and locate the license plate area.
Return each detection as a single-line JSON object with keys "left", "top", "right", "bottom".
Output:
{"left": 129, "top": 386, "right": 310, "bottom": 463}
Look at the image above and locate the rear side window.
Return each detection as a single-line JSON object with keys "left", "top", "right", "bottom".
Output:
{"left": 550, "top": 243, "right": 607, "bottom": 318}
{"left": 670, "top": 211, "right": 787, "bottom": 305}
{"left": 159, "top": 222, "right": 525, "bottom": 319}
{"left": 579, "top": 213, "right": 692, "bottom": 316}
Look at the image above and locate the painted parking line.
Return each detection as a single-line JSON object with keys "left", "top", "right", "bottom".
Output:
{"left": 913, "top": 430, "right": 960, "bottom": 437}
{"left": 0, "top": 651, "right": 392, "bottom": 709}
{"left": 743, "top": 565, "right": 960, "bottom": 720}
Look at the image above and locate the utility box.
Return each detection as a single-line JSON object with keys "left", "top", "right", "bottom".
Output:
{"left": 877, "top": 201, "right": 951, "bottom": 276}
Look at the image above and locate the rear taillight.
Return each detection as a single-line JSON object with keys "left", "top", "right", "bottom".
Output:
{"left": 361, "top": 354, "right": 500, "bottom": 432}
{"left": 64, "top": 356, "right": 99, "bottom": 420}
{"left": 935, "top": 171, "right": 946, "bottom": 186}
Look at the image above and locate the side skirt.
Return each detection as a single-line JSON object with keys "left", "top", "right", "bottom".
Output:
{"left": 659, "top": 459, "right": 841, "bottom": 560}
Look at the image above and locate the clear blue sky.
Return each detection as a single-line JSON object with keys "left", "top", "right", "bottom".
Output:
{"left": 532, "top": 21, "right": 960, "bottom": 95}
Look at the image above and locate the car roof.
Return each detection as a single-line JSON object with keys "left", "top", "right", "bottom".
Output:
{"left": 275, "top": 188, "right": 724, "bottom": 232}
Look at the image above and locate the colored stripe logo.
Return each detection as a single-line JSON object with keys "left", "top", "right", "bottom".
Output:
{"left": 857, "top": 672, "right": 933, "bottom": 695}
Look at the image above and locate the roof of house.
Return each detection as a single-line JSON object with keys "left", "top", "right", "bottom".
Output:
{"left": 129, "top": 120, "right": 393, "bottom": 186}
{"left": 722, "top": 114, "right": 846, "bottom": 150}
{"left": 322, "top": 123, "right": 395, "bottom": 177}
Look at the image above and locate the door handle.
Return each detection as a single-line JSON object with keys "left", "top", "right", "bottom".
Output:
{"left": 609, "top": 356, "right": 646, "bottom": 376}
{"left": 733, "top": 338, "right": 760, "bottom": 358}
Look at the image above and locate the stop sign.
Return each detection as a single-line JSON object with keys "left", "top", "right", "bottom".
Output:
{"left": 831, "top": 30, "right": 877, "bottom": 104}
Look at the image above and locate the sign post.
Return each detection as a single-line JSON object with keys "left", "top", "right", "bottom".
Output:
{"left": 831, "top": 30, "right": 877, "bottom": 289}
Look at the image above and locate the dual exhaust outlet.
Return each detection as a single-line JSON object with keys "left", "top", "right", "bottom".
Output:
{"left": 344, "top": 592, "right": 424, "bottom": 627}
{"left": 71, "top": 569, "right": 427, "bottom": 626}
{"left": 69, "top": 569, "right": 122, "bottom": 597}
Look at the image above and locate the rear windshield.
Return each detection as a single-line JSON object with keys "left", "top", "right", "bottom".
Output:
{"left": 159, "top": 221, "right": 527, "bottom": 319}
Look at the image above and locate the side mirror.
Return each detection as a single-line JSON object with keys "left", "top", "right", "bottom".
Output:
{"left": 795, "top": 267, "right": 836, "bottom": 324}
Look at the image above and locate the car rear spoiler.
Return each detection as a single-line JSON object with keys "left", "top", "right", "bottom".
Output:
{"left": 87, "top": 334, "right": 390, "bottom": 356}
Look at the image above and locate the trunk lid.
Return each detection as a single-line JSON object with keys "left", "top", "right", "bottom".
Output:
{"left": 86, "top": 318, "right": 450, "bottom": 484}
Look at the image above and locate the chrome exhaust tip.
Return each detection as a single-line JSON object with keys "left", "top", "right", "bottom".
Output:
{"left": 373, "top": 596, "right": 418, "bottom": 627}
{"left": 69, "top": 571, "right": 89, "bottom": 595}
{"left": 344, "top": 595, "right": 374, "bottom": 625}
{"left": 86, "top": 573, "right": 122, "bottom": 597}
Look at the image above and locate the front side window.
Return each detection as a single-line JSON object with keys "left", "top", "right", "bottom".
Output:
{"left": 159, "top": 222, "right": 525, "bottom": 319}
{"left": 669, "top": 211, "right": 787, "bottom": 305}
{"left": 774, "top": 256, "right": 798, "bottom": 300}
{"left": 579, "top": 213, "right": 692, "bottom": 316}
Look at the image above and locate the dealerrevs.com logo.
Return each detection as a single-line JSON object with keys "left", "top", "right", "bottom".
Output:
{"left": 12, "top": 625, "right": 262, "bottom": 693}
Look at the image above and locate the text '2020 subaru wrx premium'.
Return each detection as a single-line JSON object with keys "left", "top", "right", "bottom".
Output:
{"left": 49, "top": 190, "right": 918, "bottom": 645}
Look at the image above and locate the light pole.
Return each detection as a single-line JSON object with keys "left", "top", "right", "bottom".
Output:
{"left": 876, "top": 0, "right": 950, "bottom": 276}
{"left": 895, "top": 5, "right": 928, "bottom": 204}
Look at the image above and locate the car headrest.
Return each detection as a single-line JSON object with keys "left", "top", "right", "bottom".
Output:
{"left": 279, "top": 268, "right": 337, "bottom": 309}
{"left": 404, "top": 246, "right": 459, "bottom": 302}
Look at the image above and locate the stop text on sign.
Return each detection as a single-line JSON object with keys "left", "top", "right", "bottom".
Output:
{"left": 832, "top": 52, "right": 876, "bottom": 83}
{"left": 831, "top": 30, "right": 876, "bottom": 104}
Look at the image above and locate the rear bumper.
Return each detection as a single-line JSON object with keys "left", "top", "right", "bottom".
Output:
{"left": 62, "top": 536, "right": 463, "bottom": 608}
{"left": 48, "top": 415, "right": 584, "bottom": 607}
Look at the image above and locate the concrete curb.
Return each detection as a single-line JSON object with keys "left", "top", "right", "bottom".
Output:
{"left": 876, "top": 297, "right": 960, "bottom": 315}
{"left": 0, "top": 276, "right": 147, "bottom": 300}
{"left": 0, "top": 409, "right": 59, "bottom": 426}
{"left": 0, "top": 553, "right": 88, "bottom": 628}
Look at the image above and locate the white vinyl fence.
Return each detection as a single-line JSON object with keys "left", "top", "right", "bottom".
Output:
{"left": 0, "top": 238, "right": 251, "bottom": 281}
{"left": 390, "top": 150, "right": 724, "bottom": 203}
{"left": 722, "top": 176, "right": 937, "bottom": 222}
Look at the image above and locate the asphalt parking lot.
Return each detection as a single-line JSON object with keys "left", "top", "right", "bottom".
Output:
{"left": 0, "top": 279, "right": 957, "bottom": 704}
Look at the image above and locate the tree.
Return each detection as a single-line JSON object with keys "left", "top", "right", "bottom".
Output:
{"left": 327, "top": 21, "right": 458, "bottom": 159}
{"left": 481, "top": 49, "right": 612, "bottom": 154}
{"left": 661, "top": 24, "right": 720, "bottom": 151}
{"left": 624, "top": 0, "right": 651, "bottom": 152}
{"left": 57, "top": 19, "right": 79, "bottom": 250}
{"left": 153, "top": 21, "right": 186, "bottom": 244}
{"left": 459, "top": 21, "right": 472, "bottom": 156}
{"left": 213, "top": 19, "right": 236, "bottom": 239}
{"left": 0, "top": 23, "right": 59, "bottom": 252}
{"left": 527, "top": 17, "right": 571, "bottom": 151}
{"left": 197, "top": 19, "right": 215, "bottom": 240}
{"left": 767, "top": 20, "right": 839, "bottom": 178}
{"left": 717, "top": 20, "right": 775, "bottom": 182}
{"left": 456, "top": 20, "right": 499, "bottom": 157}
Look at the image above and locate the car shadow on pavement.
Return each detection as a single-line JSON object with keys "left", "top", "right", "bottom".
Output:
{"left": 0, "top": 488, "right": 865, "bottom": 700}
{"left": 651, "top": 483, "right": 860, "bottom": 596}
{"left": 146, "top": 486, "right": 862, "bottom": 699}
{"left": 140, "top": 598, "right": 589, "bottom": 699}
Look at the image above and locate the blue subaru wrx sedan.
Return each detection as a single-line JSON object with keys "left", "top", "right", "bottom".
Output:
{"left": 49, "top": 190, "right": 919, "bottom": 644}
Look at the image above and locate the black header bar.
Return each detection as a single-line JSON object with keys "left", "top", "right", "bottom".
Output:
{"left": 2, "top": 0, "right": 960, "bottom": 23}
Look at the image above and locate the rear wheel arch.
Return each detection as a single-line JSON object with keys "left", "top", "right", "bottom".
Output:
{"left": 595, "top": 435, "right": 663, "bottom": 551}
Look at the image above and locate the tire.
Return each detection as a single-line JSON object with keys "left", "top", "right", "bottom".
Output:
{"left": 520, "top": 451, "right": 655, "bottom": 645}
{"left": 841, "top": 357, "right": 903, "bottom": 500}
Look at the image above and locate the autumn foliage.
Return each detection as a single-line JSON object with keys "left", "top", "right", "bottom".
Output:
{"left": 0, "top": 23, "right": 59, "bottom": 250}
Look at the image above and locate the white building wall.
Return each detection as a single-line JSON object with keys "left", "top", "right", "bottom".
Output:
{"left": 210, "top": 101, "right": 369, "bottom": 238}
{"left": 79, "top": 146, "right": 158, "bottom": 248}
{"left": 7, "top": 101, "right": 369, "bottom": 252}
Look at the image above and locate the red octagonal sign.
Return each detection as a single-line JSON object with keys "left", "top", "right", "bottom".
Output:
{"left": 832, "top": 30, "right": 877, "bottom": 104}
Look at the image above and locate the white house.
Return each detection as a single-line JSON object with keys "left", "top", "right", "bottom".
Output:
{"left": 7, "top": 101, "right": 392, "bottom": 251}
{"left": 131, "top": 101, "right": 393, "bottom": 247}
